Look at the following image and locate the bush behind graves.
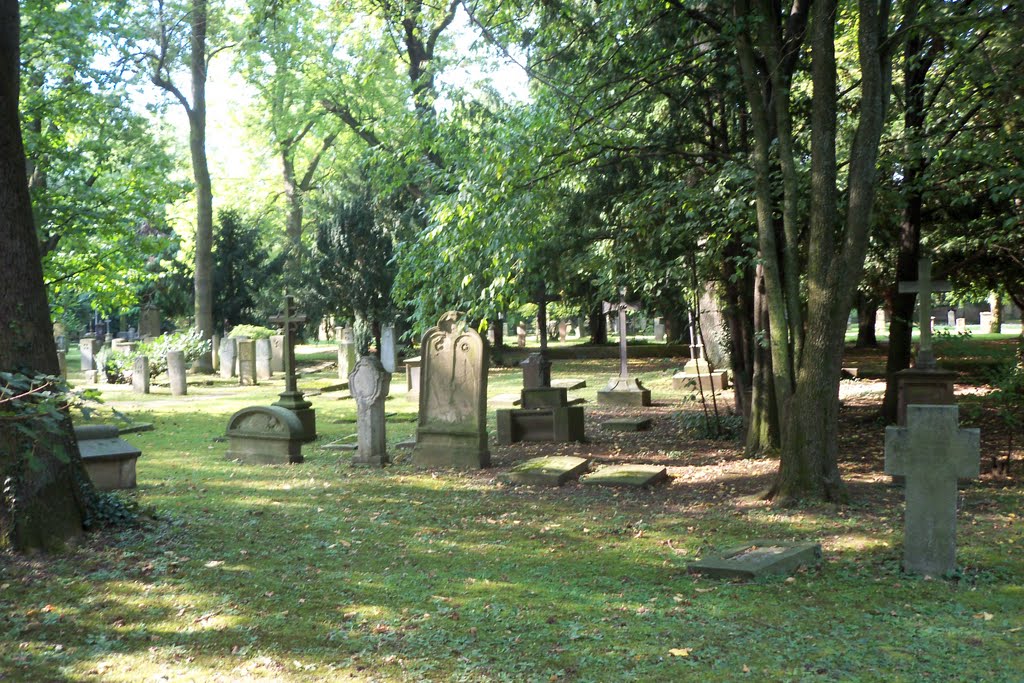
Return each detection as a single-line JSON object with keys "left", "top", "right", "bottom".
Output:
{"left": 227, "top": 324, "right": 277, "bottom": 340}
{"left": 107, "top": 329, "right": 210, "bottom": 382}
{"left": 673, "top": 409, "right": 744, "bottom": 440}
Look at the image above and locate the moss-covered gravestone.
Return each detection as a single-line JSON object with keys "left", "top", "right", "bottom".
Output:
{"left": 500, "top": 456, "right": 590, "bottom": 486}
{"left": 349, "top": 355, "right": 390, "bottom": 467}
{"left": 688, "top": 540, "right": 822, "bottom": 579}
{"left": 412, "top": 312, "right": 489, "bottom": 469}
{"left": 581, "top": 464, "right": 667, "bottom": 488}
{"left": 225, "top": 405, "right": 305, "bottom": 465}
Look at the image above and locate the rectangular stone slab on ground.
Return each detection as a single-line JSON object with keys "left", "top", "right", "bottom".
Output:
{"left": 601, "top": 417, "right": 653, "bottom": 432}
{"left": 500, "top": 456, "right": 591, "bottom": 486}
{"left": 581, "top": 464, "right": 667, "bottom": 488}
{"left": 551, "top": 378, "right": 586, "bottom": 391}
{"left": 687, "top": 540, "right": 822, "bottom": 579}
{"left": 75, "top": 425, "right": 142, "bottom": 491}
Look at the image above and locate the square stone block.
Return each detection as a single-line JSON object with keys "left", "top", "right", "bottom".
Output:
{"left": 597, "top": 388, "right": 652, "bottom": 407}
{"left": 551, "top": 378, "right": 587, "bottom": 391}
{"left": 497, "top": 406, "right": 585, "bottom": 445}
{"left": 672, "top": 370, "right": 729, "bottom": 392}
{"left": 581, "top": 464, "right": 667, "bottom": 488}
{"left": 601, "top": 417, "right": 652, "bottom": 432}
{"left": 521, "top": 387, "right": 568, "bottom": 409}
{"left": 75, "top": 425, "right": 142, "bottom": 491}
{"left": 500, "top": 456, "right": 590, "bottom": 486}
{"left": 687, "top": 540, "right": 822, "bottom": 579}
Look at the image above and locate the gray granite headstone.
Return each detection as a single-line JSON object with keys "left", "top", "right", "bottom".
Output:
{"left": 885, "top": 404, "right": 980, "bottom": 576}
{"left": 238, "top": 340, "right": 257, "bottom": 386}
{"left": 132, "top": 356, "right": 150, "bottom": 394}
{"left": 412, "top": 312, "right": 489, "bottom": 469}
{"left": 167, "top": 350, "right": 187, "bottom": 396}
{"left": 219, "top": 337, "right": 237, "bottom": 379}
{"left": 653, "top": 317, "right": 665, "bottom": 342}
{"left": 380, "top": 324, "right": 398, "bottom": 374}
{"left": 255, "top": 338, "right": 273, "bottom": 380}
{"left": 349, "top": 355, "right": 390, "bottom": 467}
{"left": 947, "top": 310, "right": 956, "bottom": 326}
{"left": 336, "top": 327, "right": 357, "bottom": 381}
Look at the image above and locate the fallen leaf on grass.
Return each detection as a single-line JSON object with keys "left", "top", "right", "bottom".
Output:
{"left": 668, "top": 648, "right": 691, "bottom": 657}
{"left": 974, "top": 612, "right": 994, "bottom": 621}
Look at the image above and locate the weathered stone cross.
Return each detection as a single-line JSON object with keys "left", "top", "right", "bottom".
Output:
{"left": 884, "top": 404, "right": 979, "bottom": 576}
{"left": 898, "top": 257, "right": 952, "bottom": 370}
{"left": 269, "top": 294, "right": 310, "bottom": 408}
{"left": 615, "top": 287, "right": 631, "bottom": 378}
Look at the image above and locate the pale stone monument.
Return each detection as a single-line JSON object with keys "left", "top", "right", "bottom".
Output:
{"left": 412, "top": 312, "right": 489, "bottom": 469}
{"left": 349, "top": 355, "right": 390, "bottom": 467}
{"left": 947, "top": 309, "right": 956, "bottom": 326}
{"left": 597, "top": 289, "right": 651, "bottom": 406}
{"left": 516, "top": 325, "right": 527, "bottom": 348}
{"left": 956, "top": 317, "right": 967, "bottom": 333}
{"left": 132, "top": 356, "right": 150, "bottom": 394}
{"left": 237, "top": 340, "right": 257, "bottom": 386}
{"left": 653, "top": 317, "right": 665, "bottom": 342}
{"left": 218, "top": 338, "right": 236, "bottom": 379}
{"left": 79, "top": 336, "right": 99, "bottom": 372}
{"left": 269, "top": 295, "right": 316, "bottom": 442}
{"left": 225, "top": 405, "right": 304, "bottom": 464}
{"left": 270, "top": 335, "right": 285, "bottom": 374}
{"left": 211, "top": 334, "right": 220, "bottom": 372}
{"left": 75, "top": 424, "right": 142, "bottom": 490}
{"left": 405, "top": 356, "right": 422, "bottom": 394}
{"left": 885, "top": 405, "right": 979, "bottom": 575}
{"left": 167, "top": 350, "right": 187, "bottom": 396}
{"left": 673, "top": 310, "right": 728, "bottom": 391}
{"left": 336, "top": 326, "right": 357, "bottom": 381}
{"left": 380, "top": 324, "right": 398, "bottom": 374}
{"left": 255, "top": 338, "right": 273, "bottom": 380}
{"left": 139, "top": 306, "right": 161, "bottom": 338}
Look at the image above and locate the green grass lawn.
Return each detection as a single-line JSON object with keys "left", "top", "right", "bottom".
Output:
{"left": 2, "top": 341, "right": 1022, "bottom": 681}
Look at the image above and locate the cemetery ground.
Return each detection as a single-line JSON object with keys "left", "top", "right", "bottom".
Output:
{"left": 2, "top": 336, "right": 1023, "bottom": 681}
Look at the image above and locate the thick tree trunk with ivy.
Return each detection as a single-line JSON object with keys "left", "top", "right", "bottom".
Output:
{"left": 0, "top": 0, "right": 89, "bottom": 550}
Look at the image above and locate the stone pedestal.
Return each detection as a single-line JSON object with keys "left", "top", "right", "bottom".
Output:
{"left": 497, "top": 388, "right": 585, "bottom": 445}
{"left": 167, "top": 350, "right": 187, "bottom": 396}
{"left": 597, "top": 377, "right": 651, "bottom": 407}
{"left": 274, "top": 392, "right": 317, "bottom": 443}
{"left": 896, "top": 368, "right": 956, "bottom": 426}
{"left": 75, "top": 424, "right": 142, "bottom": 490}
{"left": 672, "top": 358, "right": 729, "bottom": 391}
{"left": 521, "top": 352, "right": 551, "bottom": 389}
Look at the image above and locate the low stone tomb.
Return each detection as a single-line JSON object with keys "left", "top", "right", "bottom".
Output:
{"left": 256, "top": 338, "right": 273, "bottom": 380}
{"left": 602, "top": 417, "right": 652, "bottom": 432}
{"left": 132, "top": 356, "right": 150, "bottom": 394}
{"left": 885, "top": 404, "right": 979, "bottom": 576}
{"left": 687, "top": 540, "right": 822, "bottom": 579}
{"left": 500, "top": 456, "right": 590, "bottom": 486}
{"left": 672, "top": 357, "right": 729, "bottom": 392}
{"left": 551, "top": 378, "right": 586, "bottom": 391}
{"left": 405, "top": 356, "right": 422, "bottom": 394}
{"left": 167, "top": 350, "right": 187, "bottom": 396}
{"left": 237, "top": 340, "right": 257, "bottom": 386}
{"left": 75, "top": 424, "right": 142, "bottom": 490}
{"left": 225, "top": 405, "right": 305, "bottom": 464}
{"left": 580, "top": 464, "right": 667, "bottom": 488}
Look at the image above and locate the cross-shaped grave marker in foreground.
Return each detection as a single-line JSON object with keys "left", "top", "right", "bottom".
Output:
{"left": 898, "top": 257, "right": 953, "bottom": 370}
{"left": 884, "top": 404, "right": 979, "bottom": 576}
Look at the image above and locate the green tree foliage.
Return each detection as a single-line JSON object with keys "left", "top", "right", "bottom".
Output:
{"left": 213, "top": 209, "right": 283, "bottom": 330}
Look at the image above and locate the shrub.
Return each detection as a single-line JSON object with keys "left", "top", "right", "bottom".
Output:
{"left": 228, "top": 324, "right": 277, "bottom": 340}
{"left": 104, "top": 329, "right": 210, "bottom": 382}
{"left": 673, "top": 410, "right": 744, "bottom": 441}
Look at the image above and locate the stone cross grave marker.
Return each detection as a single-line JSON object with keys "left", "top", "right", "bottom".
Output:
{"left": 884, "top": 404, "right": 979, "bottom": 576}
{"left": 597, "top": 288, "right": 651, "bottom": 406}
{"left": 898, "top": 257, "right": 952, "bottom": 370}
{"left": 349, "top": 355, "right": 390, "bottom": 467}
{"left": 412, "top": 312, "right": 490, "bottom": 469}
{"left": 269, "top": 294, "right": 316, "bottom": 441}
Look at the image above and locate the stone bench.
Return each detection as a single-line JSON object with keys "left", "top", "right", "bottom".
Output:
{"left": 74, "top": 425, "right": 142, "bottom": 491}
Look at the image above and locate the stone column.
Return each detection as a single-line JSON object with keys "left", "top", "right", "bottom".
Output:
{"left": 337, "top": 327, "right": 356, "bottom": 380}
{"left": 167, "top": 350, "right": 187, "bottom": 396}
{"left": 132, "top": 356, "right": 150, "bottom": 394}
{"left": 211, "top": 334, "right": 221, "bottom": 372}
{"left": 380, "top": 324, "right": 398, "bottom": 374}
{"left": 349, "top": 356, "right": 390, "bottom": 467}
{"left": 219, "top": 338, "right": 237, "bottom": 379}
{"left": 57, "top": 350, "right": 67, "bottom": 380}
{"left": 256, "top": 338, "right": 273, "bottom": 380}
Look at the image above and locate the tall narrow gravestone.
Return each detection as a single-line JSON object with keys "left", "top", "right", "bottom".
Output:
{"left": 167, "top": 350, "right": 187, "bottom": 396}
{"left": 219, "top": 338, "right": 237, "bottom": 379}
{"left": 270, "top": 335, "right": 285, "bottom": 374}
{"left": 237, "top": 340, "right": 257, "bottom": 386}
{"left": 885, "top": 405, "right": 979, "bottom": 576}
{"left": 412, "top": 312, "right": 490, "bottom": 469}
{"left": 349, "top": 355, "right": 390, "bottom": 467}
{"left": 79, "top": 336, "right": 99, "bottom": 372}
{"left": 132, "top": 356, "right": 150, "bottom": 394}
{"left": 255, "top": 338, "right": 273, "bottom": 380}
{"left": 211, "top": 334, "right": 220, "bottom": 372}
{"left": 380, "top": 324, "right": 398, "bottom": 374}
{"left": 336, "top": 326, "right": 357, "bottom": 381}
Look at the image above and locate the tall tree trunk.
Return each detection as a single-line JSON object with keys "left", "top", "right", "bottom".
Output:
{"left": 988, "top": 292, "right": 1002, "bottom": 334}
{"left": 189, "top": 0, "right": 214, "bottom": 371}
{"left": 282, "top": 152, "right": 304, "bottom": 279}
{"left": 745, "top": 264, "right": 779, "bottom": 456}
{"left": 855, "top": 293, "right": 879, "bottom": 348}
{"left": 0, "top": 0, "right": 90, "bottom": 550}
{"left": 588, "top": 304, "right": 607, "bottom": 345}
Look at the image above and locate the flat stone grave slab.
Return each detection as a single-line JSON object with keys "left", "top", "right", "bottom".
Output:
{"left": 551, "top": 378, "right": 587, "bottom": 391}
{"left": 322, "top": 437, "right": 358, "bottom": 451}
{"left": 500, "top": 456, "right": 590, "bottom": 486}
{"left": 581, "top": 464, "right": 667, "bottom": 488}
{"left": 602, "top": 417, "right": 653, "bottom": 432}
{"left": 395, "top": 439, "right": 417, "bottom": 449}
{"left": 119, "top": 423, "right": 155, "bottom": 435}
{"left": 489, "top": 392, "right": 522, "bottom": 405}
{"left": 75, "top": 425, "right": 142, "bottom": 491}
{"left": 687, "top": 540, "right": 822, "bottom": 580}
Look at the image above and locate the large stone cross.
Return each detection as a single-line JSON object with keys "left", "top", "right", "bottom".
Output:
{"left": 613, "top": 287, "right": 631, "bottom": 378}
{"left": 269, "top": 294, "right": 307, "bottom": 396}
{"left": 884, "top": 404, "right": 979, "bottom": 575}
{"left": 898, "top": 257, "right": 952, "bottom": 370}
